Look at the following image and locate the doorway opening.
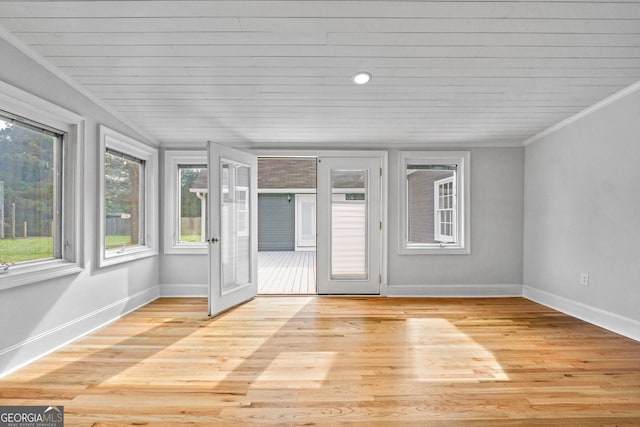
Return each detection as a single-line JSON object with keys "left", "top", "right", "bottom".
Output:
{"left": 257, "top": 157, "right": 317, "bottom": 295}
{"left": 208, "top": 145, "right": 386, "bottom": 315}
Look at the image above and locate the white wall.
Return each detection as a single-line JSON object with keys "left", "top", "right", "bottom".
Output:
{"left": 523, "top": 88, "right": 640, "bottom": 340}
{"left": 387, "top": 147, "right": 524, "bottom": 295}
{"left": 0, "top": 37, "right": 159, "bottom": 376}
{"left": 159, "top": 256, "right": 208, "bottom": 296}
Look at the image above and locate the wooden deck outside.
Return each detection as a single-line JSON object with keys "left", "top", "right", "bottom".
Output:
{"left": 258, "top": 250, "right": 316, "bottom": 294}
{"left": 1, "top": 297, "right": 639, "bottom": 426}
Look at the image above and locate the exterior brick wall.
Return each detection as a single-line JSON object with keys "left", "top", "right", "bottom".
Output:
{"left": 258, "top": 157, "right": 316, "bottom": 189}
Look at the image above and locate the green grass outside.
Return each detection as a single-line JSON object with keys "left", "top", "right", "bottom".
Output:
{"left": 105, "top": 234, "right": 136, "bottom": 250}
{"left": 0, "top": 237, "right": 54, "bottom": 264}
{"left": 0, "top": 234, "right": 205, "bottom": 264}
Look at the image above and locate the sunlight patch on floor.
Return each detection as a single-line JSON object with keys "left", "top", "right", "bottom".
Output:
{"left": 253, "top": 351, "right": 337, "bottom": 388}
{"left": 407, "top": 318, "right": 509, "bottom": 382}
{"left": 99, "top": 298, "right": 316, "bottom": 387}
{"left": 98, "top": 356, "right": 248, "bottom": 387}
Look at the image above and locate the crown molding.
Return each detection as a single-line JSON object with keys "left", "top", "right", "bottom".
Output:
{"left": 523, "top": 79, "right": 640, "bottom": 146}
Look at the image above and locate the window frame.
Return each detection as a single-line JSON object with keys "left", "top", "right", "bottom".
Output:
{"left": 434, "top": 176, "right": 456, "bottom": 243}
{"left": 98, "top": 125, "right": 158, "bottom": 267}
{"left": 0, "top": 80, "right": 84, "bottom": 290}
{"left": 398, "top": 151, "right": 470, "bottom": 255}
{"left": 163, "top": 150, "right": 208, "bottom": 254}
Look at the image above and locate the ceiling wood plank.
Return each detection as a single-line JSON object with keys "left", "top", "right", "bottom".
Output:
{"left": 57, "top": 66, "right": 640, "bottom": 79}
{"left": 3, "top": 17, "right": 640, "bottom": 34}
{"left": 31, "top": 44, "right": 640, "bottom": 59}
{"left": 2, "top": 1, "right": 640, "bottom": 19}
{"left": 74, "top": 75, "right": 638, "bottom": 86}
{"left": 46, "top": 56, "right": 640, "bottom": 69}
{"left": 14, "top": 32, "right": 640, "bottom": 48}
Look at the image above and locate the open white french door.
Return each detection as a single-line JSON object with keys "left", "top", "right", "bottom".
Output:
{"left": 316, "top": 156, "right": 382, "bottom": 294}
{"left": 208, "top": 142, "right": 258, "bottom": 317}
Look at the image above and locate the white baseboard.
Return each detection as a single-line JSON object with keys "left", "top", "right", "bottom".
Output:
{"left": 523, "top": 286, "right": 640, "bottom": 342}
{"left": 387, "top": 284, "right": 523, "bottom": 297}
{"left": 0, "top": 286, "right": 159, "bottom": 378}
{"left": 159, "top": 284, "right": 208, "bottom": 297}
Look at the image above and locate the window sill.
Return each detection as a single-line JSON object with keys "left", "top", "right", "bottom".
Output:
{"left": 100, "top": 246, "right": 158, "bottom": 268}
{"left": 399, "top": 245, "right": 471, "bottom": 255}
{"left": 0, "top": 260, "right": 83, "bottom": 292}
{"left": 164, "top": 244, "right": 208, "bottom": 255}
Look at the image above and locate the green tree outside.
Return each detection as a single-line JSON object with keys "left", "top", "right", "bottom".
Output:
{"left": 0, "top": 118, "right": 56, "bottom": 263}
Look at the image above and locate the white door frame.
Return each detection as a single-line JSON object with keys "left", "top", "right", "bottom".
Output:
{"left": 253, "top": 150, "right": 388, "bottom": 295}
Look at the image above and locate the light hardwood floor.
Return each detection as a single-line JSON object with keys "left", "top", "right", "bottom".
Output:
{"left": 1, "top": 297, "right": 639, "bottom": 426}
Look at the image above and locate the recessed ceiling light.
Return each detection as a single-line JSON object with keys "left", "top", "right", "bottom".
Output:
{"left": 352, "top": 71, "right": 371, "bottom": 85}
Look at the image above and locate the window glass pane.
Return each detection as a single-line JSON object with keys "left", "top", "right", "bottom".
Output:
{"left": 331, "top": 169, "right": 367, "bottom": 279}
{"left": 406, "top": 165, "right": 456, "bottom": 244}
{"left": 0, "top": 116, "right": 59, "bottom": 264}
{"left": 104, "top": 150, "right": 144, "bottom": 251}
{"left": 221, "top": 160, "right": 251, "bottom": 292}
{"left": 178, "top": 165, "right": 206, "bottom": 243}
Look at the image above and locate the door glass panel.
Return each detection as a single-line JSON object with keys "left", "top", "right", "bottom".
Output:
{"left": 330, "top": 169, "right": 367, "bottom": 279}
{"left": 221, "top": 159, "right": 251, "bottom": 293}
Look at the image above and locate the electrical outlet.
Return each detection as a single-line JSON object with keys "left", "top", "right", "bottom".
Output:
{"left": 580, "top": 273, "right": 589, "bottom": 286}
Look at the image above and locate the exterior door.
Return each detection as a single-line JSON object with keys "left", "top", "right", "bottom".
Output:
{"left": 316, "top": 156, "right": 382, "bottom": 294}
{"left": 295, "top": 193, "right": 316, "bottom": 250}
{"left": 208, "top": 142, "right": 258, "bottom": 317}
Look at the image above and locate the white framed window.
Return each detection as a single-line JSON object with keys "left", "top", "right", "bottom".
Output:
{"left": 163, "top": 150, "right": 207, "bottom": 254}
{"left": 98, "top": 125, "right": 158, "bottom": 267}
{"left": 399, "top": 151, "right": 470, "bottom": 255}
{"left": 0, "top": 80, "right": 83, "bottom": 290}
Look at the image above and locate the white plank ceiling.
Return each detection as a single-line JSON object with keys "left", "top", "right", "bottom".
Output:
{"left": 1, "top": 1, "right": 640, "bottom": 147}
